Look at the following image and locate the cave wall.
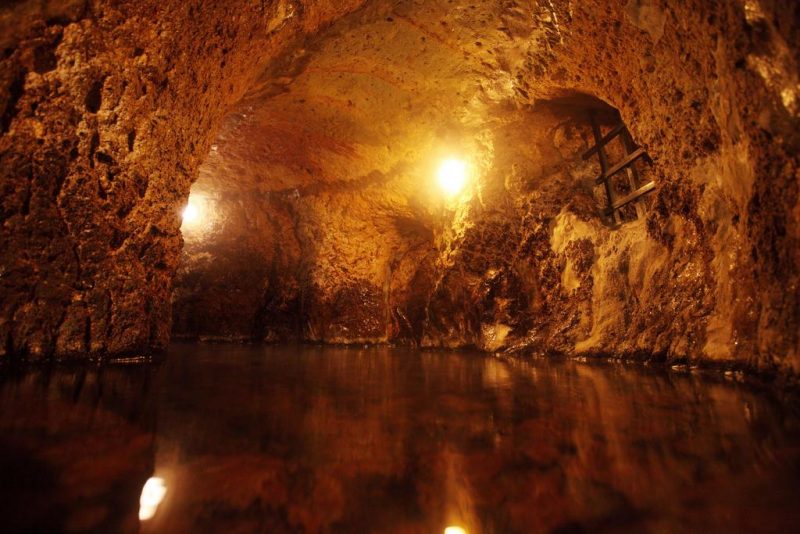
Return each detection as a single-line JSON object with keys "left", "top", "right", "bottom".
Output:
{"left": 171, "top": 191, "right": 301, "bottom": 342}
{"left": 174, "top": 0, "right": 799, "bottom": 375}
{"left": 1, "top": 0, "right": 798, "bottom": 374}
{"left": 0, "top": 0, "right": 365, "bottom": 357}
{"left": 172, "top": 158, "right": 436, "bottom": 345}
{"left": 534, "top": 0, "right": 799, "bottom": 373}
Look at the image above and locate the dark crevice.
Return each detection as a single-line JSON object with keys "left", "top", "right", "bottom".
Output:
{"left": 83, "top": 315, "right": 91, "bottom": 352}
{"left": 88, "top": 132, "right": 99, "bottom": 168}
{"left": 32, "top": 31, "right": 62, "bottom": 74}
{"left": 103, "top": 290, "right": 113, "bottom": 349}
{"left": 1, "top": 68, "right": 26, "bottom": 134}
{"left": 133, "top": 172, "right": 148, "bottom": 198}
{"left": 127, "top": 129, "right": 136, "bottom": 152}
{"left": 45, "top": 15, "right": 78, "bottom": 27}
{"left": 95, "top": 151, "right": 114, "bottom": 166}
{"left": 116, "top": 202, "right": 133, "bottom": 219}
{"left": 20, "top": 183, "right": 31, "bottom": 216}
{"left": 70, "top": 239, "right": 84, "bottom": 291}
{"left": 110, "top": 228, "right": 126, "bottom": 250}
{"left": 20, "top": 163, "right": 33, "bottom": 216}
{"left": 84, "top": 78, "right": 105, "bottom": 113}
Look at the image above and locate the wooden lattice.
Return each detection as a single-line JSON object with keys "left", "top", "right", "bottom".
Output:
{"left": 583, "top": 111, "right": 655, "bottom": 224}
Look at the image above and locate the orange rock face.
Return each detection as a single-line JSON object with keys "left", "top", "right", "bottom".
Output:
{"left": 0, "top": 0, "right": 365, "bottom": 357}
{"left": 2, "top": 1, "right": 799, "bottom": 374}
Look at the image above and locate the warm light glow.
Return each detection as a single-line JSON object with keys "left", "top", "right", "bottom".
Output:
{"left": 139, "top": 477, "right": 167, "bottom": 521}
{"left": 437, "top": 158, "right": 469, "bottom": 196}
{"left": 181, "top": 193, "right": 210, "bottom": 233}
{"left": 182, "top": 203, "right": 200, "bottom": 224}
{"left": 444, "top": 527, "right": 468, "bottom": 534}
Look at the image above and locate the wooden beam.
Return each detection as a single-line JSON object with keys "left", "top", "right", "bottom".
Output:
{"left": 594, "top": 147, "right": 646, "bottom": 185}
{"left": 582, "top": 123, "right": 626, "bottom": 160}
{"left": 589, "top": 111, "right": 617, "bottom": 225}
{"left": 604, "top": 180, "right": 656, "bottom": 215}
{"left": 621, "top": 129, "right": 645, "bottom": 219}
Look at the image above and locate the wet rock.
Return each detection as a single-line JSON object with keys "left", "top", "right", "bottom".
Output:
{"left": 0, "top": 0, "right": 366, "bottom": 358}
{"left": 0, "top": 0, "right": 798, "bottom": 377}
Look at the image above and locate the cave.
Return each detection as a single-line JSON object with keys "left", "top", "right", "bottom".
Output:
{"left": 1, "top": 0, "right": 800, "bottom": 532}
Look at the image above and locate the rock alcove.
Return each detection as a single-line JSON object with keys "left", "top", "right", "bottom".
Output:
{"left": 1, "top": 0, "right": 798, "bottom": 376}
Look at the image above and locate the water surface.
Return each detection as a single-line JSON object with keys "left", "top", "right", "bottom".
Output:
{"left": 1, "top": 343, "right": 799, "bottom": 533}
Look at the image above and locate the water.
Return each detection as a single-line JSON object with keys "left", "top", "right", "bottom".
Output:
{"left": 1, "top": 343, "right": 799, "bottom": 533}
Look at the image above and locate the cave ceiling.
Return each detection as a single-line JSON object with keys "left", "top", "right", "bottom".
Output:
{"left": 194, "top": 0, "right": 558, "bottom": 197}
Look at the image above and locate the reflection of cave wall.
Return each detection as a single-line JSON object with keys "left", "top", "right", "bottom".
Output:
{"left": 0, "top": 364, "right": 159, "bottom": 531}
{"left": 149, "top": 345, "right": 792, "bottom": 532}
{"left": 2, "top": 1, "right": 799, "bottom": 374}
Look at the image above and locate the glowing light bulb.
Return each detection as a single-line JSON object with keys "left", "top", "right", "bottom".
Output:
{"left": 182, "top": 203, "right": 200, "bottom": 224}
{"left": 444, "top": 527, "right": 468, "bottom": 534}
{"left": 139, "top": 477, "right": 167, "bottom": 521}
{"left": 437, "top": 158, "right": 468, "bottom": 196}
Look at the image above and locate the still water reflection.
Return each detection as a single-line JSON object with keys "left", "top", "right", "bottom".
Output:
{"left": 1, "top": 343, "right": 799, "bottom": 533}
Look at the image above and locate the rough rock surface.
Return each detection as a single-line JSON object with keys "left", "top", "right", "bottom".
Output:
{"left": 2, "top": 1, "right": 799, "bottom": 376}
{"left": 0, "top": 0, "right": 365, "bottom": 357}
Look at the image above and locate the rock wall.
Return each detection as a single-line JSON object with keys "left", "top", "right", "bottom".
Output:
{"left": 2, "top": 1, "right": 798, "bottom": 375}
{"left": 172, "top": 191, "right": 303, "bottom": 342}
{"left": 0, "top": 0, "right": 365, "bottom": 358}
{"left": 174, "top": 0, "right": 799, "bottom": 376}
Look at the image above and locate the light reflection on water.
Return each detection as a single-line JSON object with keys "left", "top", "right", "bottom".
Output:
{"left": 1, "top": 343, "right": 799, "bottom": 532}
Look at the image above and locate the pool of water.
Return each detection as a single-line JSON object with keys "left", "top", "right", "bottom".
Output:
{"left": 1, "top": 343, "right": 799, "bottom": 533}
